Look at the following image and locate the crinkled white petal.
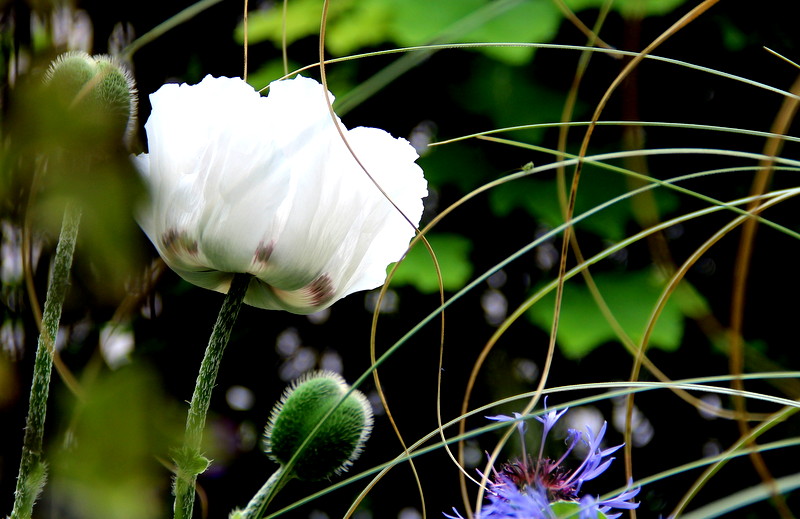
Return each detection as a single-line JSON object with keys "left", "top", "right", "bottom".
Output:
{"left": 134, "top": 75, "right": 427, "bottom": 313}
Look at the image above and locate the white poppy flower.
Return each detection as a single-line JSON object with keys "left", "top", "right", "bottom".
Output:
{"left": 133, "top": 75, "right": 427, "bottom": 314}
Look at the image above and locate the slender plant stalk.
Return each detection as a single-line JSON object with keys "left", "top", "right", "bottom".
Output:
{"left": 235, "top": 466, "right": 289, "bottom": 519}
{"left": 121, "top": 0, "right": 225, "bottom": 58}
{"left": 173, "top": 273, "right": 251, "bottom": 519}
{"left": 11, "top": 204, "right": 81, "bottom": 519}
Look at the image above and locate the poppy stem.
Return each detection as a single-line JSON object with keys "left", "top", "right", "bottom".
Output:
{"left": 173, "top": 273, "right": 251, "bottom": 519}
{"left": 232, "top": 465, "right": 290, "bottom": 519}
{"left": 11, "top": 204, "right": 81, "bottom": 519}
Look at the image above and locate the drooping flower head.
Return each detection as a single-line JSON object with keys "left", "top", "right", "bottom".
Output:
{"left": 133, "top": 75, "right": 427, "bottom": 314}
{"left": 446, "top": 404, "right": 639, "bottom": 519}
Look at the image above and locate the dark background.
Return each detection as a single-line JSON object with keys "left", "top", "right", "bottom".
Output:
{"left": 2, "top": 0, "right": 800, "bottom": 518}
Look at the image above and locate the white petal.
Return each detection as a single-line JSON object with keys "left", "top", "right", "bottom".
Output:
{"left": 134, "top": 75, "right": 426, "bottom": 313}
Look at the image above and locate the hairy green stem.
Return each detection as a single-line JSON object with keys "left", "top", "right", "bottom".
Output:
{"left": 11, "top": 205, "right": 81, "bottom": 519}
{"left": 173, "top": 273, "right": 251, "bottom": 519}
{"left": 234, "top": 466, "right": 290, "bottom": 519}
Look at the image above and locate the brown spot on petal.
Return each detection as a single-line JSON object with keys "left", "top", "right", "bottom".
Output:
{"left": 254, "top": 241, "right": 274, "bottom": 264}
{"left": 270, "top": 273, "right": 337, "bottom": 312}
{"left": 161, "top": 228, "right": 198, "bottom": 256}
{"left": 306, "top": 274, "right": 334, "bottom": 307}
{"left": 161, "top": 229, "right": 178, "bottom": 249}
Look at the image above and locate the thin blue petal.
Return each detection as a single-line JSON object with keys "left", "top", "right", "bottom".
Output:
{"left": 579, "top": 457, "right": 614, "bottom": 483}
{"left": 487, "top": 412, "right": 527, "bottom": 434}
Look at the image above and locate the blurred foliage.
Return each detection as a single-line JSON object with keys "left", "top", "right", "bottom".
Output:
{"left": 528, "top": 268, "right": 684, "bottom": 359}
{"left": 49, "top": 365, "right": 180, "bottom": 519}
{"left": 236, "top": 0, "right": 692, "bottom": 88}
{"left": 235, "top": 0, "right": 562, "bottom": 64}
{"left": 392, "top": 233, "right": 473, "bottom": 294}
{"left": 2, "top": 56, "right": 144, "bottom": 303}
{"left": 0, "top": 355, "right": 17, "bottom": 407}
{"left": 488, "top": 165, "right": 679, "bottom": 242}
{"left": 236, "top": 0, "right": 690, "bottom": 64}
{"left": 458, "top": 59, "right": 578, "bottom": 141}
{"left": 565, "top": 0, "right": 688, "bottom": 16}
{"left": 412, "top": 142, "right": 495, "bottom": 193}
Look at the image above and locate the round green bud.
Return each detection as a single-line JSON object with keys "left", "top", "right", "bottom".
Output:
{"left": 263, "top": 371, "right": 373, "bottom": 481}
{"left": 43, "top": 51, "right": 137, "bottom": 145}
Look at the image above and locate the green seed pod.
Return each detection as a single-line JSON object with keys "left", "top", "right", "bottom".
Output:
{"left": 43, "top": 51, "right": 137, "bottom": 145}
{"left": 263, "top": 371, "right": 373, "bottom": 481}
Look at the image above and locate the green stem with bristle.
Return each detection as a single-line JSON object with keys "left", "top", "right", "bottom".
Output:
{"left": 232, "top": 466, "right": 291, "bottom": 519}
{"left": 173, "top": 273, "right": 251, "bottom": 519}
{"left": 11, "top": 204, "right": 81, "bottom": 519}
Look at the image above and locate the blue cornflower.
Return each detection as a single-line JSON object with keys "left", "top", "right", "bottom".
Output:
{"left": 444, "top": 475, "right": 553, "bottom": 519}
{"left": 446, "top": 404, "right": 639, "bottom": 519}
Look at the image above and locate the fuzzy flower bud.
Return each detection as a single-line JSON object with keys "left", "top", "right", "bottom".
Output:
{"left": 263, "top": 371, "right": 373, "bottom": 481}
{"left": 43, "top": 50, "right": 137, "bottom": 145}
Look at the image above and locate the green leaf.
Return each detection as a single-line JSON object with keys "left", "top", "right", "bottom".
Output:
{"left": 462, "top": 0, "right": 561, "bottom": 64}
{"left": 563, "top": 0, "right": 689, "bottom": 17}
{"left": 235, "top": 0, "right": 566, "bottom": 63}
{"left": 457, "top": 56, "right": 586, "bottom": 143}
{"left": 489, "top": 176, "right": 565, "bottom": 234}
{"left": 527, "top": 269, "right": 685, "bottom": 359}
{"left": 234, "top": 0, "right": 391, "bottom": 56}
{"left": 489, "top": 163, "right": 678, "bottom": 242}
{"left": 387, "top": 0, "right": 561, "bottom": 65}
{"left": 327, "top": 0, "right": 393, "bottom": 55}
{"left": 234, "top": 0, "right": 350, "bottom": 46}
{"left": 718, "top": 17, "right": 748, "bottom": 51}
{"left": 387, "top": 0, "right": 486, "bottom": 46}
{"left": 550, "top": 500, "right": 609, "bottom": 518}
{"left": 390, "top": 233, "right": 473, "bottom": 293}
{"left": 488, "top": 171, "right": 630, "bottom": 241}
